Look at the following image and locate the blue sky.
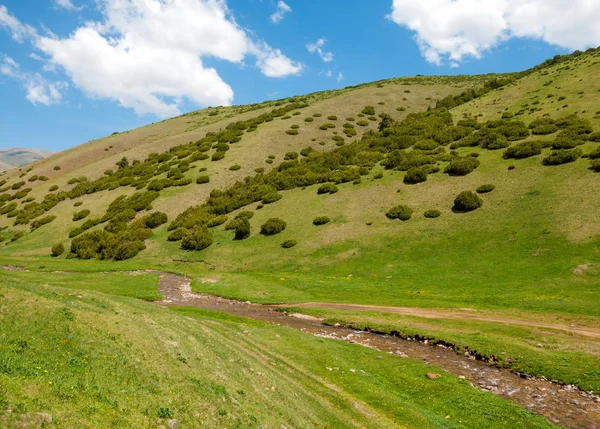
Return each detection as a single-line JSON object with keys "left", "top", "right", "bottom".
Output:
{"left": 1, "top": 0, "right": 598, "bottom": 152}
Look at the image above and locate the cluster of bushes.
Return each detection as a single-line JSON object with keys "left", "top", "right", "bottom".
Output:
{"left": 503, "top": 141, "right": 542, "bottom": 159}
{"left": 386, "top": 205, "right": 413, "bottom": 221}
{"left": 542, "top": 148, "right": 582, "bottom": 166}
{"left": 317, "top": 183, "right": 339, "bottom": 194}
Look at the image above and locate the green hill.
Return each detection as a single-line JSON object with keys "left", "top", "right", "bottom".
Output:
{"left": 1, "top": 47, "right": 600, "bottom": 427}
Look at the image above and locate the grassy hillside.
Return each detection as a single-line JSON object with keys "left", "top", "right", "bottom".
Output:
{"left": 1, "top": 47, "right": 600, "bottom": 426}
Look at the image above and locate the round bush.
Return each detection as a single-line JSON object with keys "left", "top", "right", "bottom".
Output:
{"left": 444, "top": 158, "right": 480, "bottom": 176}
{"left": 281, "top": 239, "right": 297, "bottom": 248}
{"left": 317, "top": 183, "right": 338, "bottom": 194}
{"left": 145, "top": 212, "right": 168, "bottom": 228}
{"left": 542, "top": 148, "right": 582, "bottom": 166}
{"left": 386, "top": 205, "right": 413, "bottom": 221}
{"left": 197, "top": 175, "right": 210, "bottom": 184}
{"left": 403, "top": 167, "right": 428, "bottom": 184}
{"left": 260, "top": 218, "right": 287, "bottom": 236}
{"left": 590, "top": 160, "right": 600, "bottom": 172}
{"left": 327, "top": 115, "right": 338, "bottom": 120}
{"left": 51, "top": 243, "right": 65, "bottom": 257}
{"left": 313, "top": 216, "right": 331, "bottom": 226}
{"left": 181, "top": 227, "right": 213, "bottom": 250}
{"left": 424, "top": 209, "right": 441, "bottom": 219}
{"left": 113, "top": 241, "right": 145, "bottom": 261}
{"left": 211, "top": 152, "right": 225, "bottom": 161}
{"left": 476, "top": 184, "right": 496, "bottom": 194}
{"left": 167, "top": 228, "right": 185, "bottom": 241}
{"left": 72, "top": 209, "right": 91, "bottom": 221}
{"left": 234, "top": 218, "right": 251, "bottom": 240}
{"left": 285, "top": 129, "right": 299, "bottom": 135}
{"left": 453, "top": 191, "right": 483, "bottom": 212}
{"left": 207, "top": 215, "right": 228, "bottom": 228}
{"left": 49, "top": 185, "right": 59, "bottom": 192}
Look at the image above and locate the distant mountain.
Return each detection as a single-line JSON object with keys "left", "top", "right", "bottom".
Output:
{"left": 0, "top": 148, "right": 54, "bottom": 172}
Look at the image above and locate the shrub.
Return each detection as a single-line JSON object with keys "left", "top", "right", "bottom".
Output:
{"left": 114, "top": 242, "right": 145, "bottom": 261}
{"left": 53, "top": 166, "right": 61, "bottom": 171}
{"left": 211, "top": 152, "right": 225, "bottom": 161}
{"left": 286, "top": 129, "right": 299, "bottom": 135}
{"left": 317, "top": 183, "right": 338, "bottom": 194}
{"left": 502, "top": 141, "right": 542, "bottom": 159}
{"left": 167, "top": 228, "right": 185, "bottom": 241}
{"left": 260, "top": 218, "right": 286, "bottom": 235}
{"left": 31, "top": 215, "right": 56, "bottom": 230}
{"left": 385, "top": 205, "right": 413, "bottom": 221}
{"left": 313, "top": 216, "right": 330, "bottom": 226}
{"left": 262, "top": 192, "right": 282, "bottom": 204}
{"left": 284, "top": 152, "right": 298, "bottom": 160}
{"left": 304, "top": 117, "right": 314, "bottom": 122}
{"left": 362, "top": 106, "right": 375, "bottom": 115}
{"left": 327, "top": 115, "right": 337, "bottom": 120}
{"left": 197, "top": 175, "right": 210, "bottom": 184}
{"left": 181, "top": 226, "right": 213, "bottom": 250}
{"left": 444, "top": 158, "right": 480, "bottom": 176}
{"left": 542, "top": 148, "right": 582, "bottom": 166}
{"left": 143, "top": 212, "right": 168, "bottom": 228}
{"left": 229, "top": 164, "right": 241, "bottom": 171}
{"left": 73, "top": 209, "right": 91, "bottom": 221}
{"left": 207, "top": 215, "right": 228, "bottom": 228}
{"left": 588, "top": 146, "right": 600, "bottom": 159}
{"left": 49, "top": 185, "right": 58, "bottom": 192}
{"left": 51, "top": 243, "right": 65, "bottom": 257}
{"left": 403, "top": 167, "right": 428, "bottom": 184}
{"left": 233, "top": 217, "right": 251, "bottom": 240}
{"left": 590, "top": 160, "right": 600, "bottom": 172}
{"left": 11, "top": 181, "right": 25, "bottom": 190}
{"left": 453, "top": 191, "right": 482, "bottom": 212}
{"left": 476, "top": 184, "right": 496, "bottom": 194}
{"left": 424, "top": 209, "right": 441, "bottom": 218}
{"left": 281, "top": 240, "right": 297, "bottom": 248}
{"left": 74, "top": 201, "right": 83, "bottom": 207}
{"left": 356, "top": 120, "right": 369, "bottom": 127}
{"left": 589, "top": 132, "right": 600, "bottom": 142}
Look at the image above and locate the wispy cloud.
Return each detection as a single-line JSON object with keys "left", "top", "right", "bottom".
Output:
{"left": 306, "top": 38, "right": 334, "bottom": 62}
{"left": 270, "top": 1, "right": 291, "bottom": 24}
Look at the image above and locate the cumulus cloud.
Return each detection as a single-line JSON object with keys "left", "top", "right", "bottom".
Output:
{"left": 306, "top": 38, "right": 334, "bottom": 62}
{"left": 0, "top": 1, "right": 302, "bottom": 117}
{"left": 0, "top": 55, "right": 67, "bottom": 105}
{"left": 270, "top": 1, "right": 291, "bottom": 24}
{"left": 388, "top": 0, "right": 600, "bottom": 65}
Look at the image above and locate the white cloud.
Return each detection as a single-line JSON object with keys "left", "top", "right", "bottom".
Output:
{"left": 337, "top": 71, "right": 344, "bottom": 82}
{"left": 270, "top": 1, "right": 291, "bottom": 24}
{"left": 0, "top": 5, "right": 36, "bottom": 43}
{"left": 306, "top": 38, "right": 334, "bottom": 63}
{"left": 388, "top": 0, "right": 600, "bottom": 65}
{"left": 53, "top": 0, "right": 82, "bottom": 11}
{"left": 0, "top": 55, "right": 67, "bottom": 106}
{"left": 0, "top": 1, "right": 302, "bottom": 117}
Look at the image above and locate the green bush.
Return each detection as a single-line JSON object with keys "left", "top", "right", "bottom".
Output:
{"left": 51, "top": 243, "right": 65, "bottom": 257}
{"left": 327, "top": 115, "right": 337, "bottom": 120}
{"left": 356, "top": 120, "right": 369, "bottom": 127}
{"left": 502, "top": 141, "right": 542, "bottom": 159}
{"left": 453, "top": 191, "right": 482, "bottom": 212}
{"left": 476, "top": 184, "right": 496, "bottom": 194}
{"left": 53, "top": 166, "right": 61, "bottom": 171}
{"left": 403, "top": 167, "right": 428, "bottom": 184}
{"left": 167, "top": 228, "right": 185, "bottom": 241}
{"left": 385, "top": 205, "right": 413, "bottom": 221}
{"left": 281, "top": 239, "right": 297, "bottom": 248}
{"left": 362, "top": 106, "right": 375, "bottom": 115}
{"left": 286, "top": 129, "right": 299, "bottom": 135}
{"left": 260, "top": 218, "right": 286, "bottom": 236}
{"left": 588, "top": 146, "right": 600, "bottom": 159}
{"left": 49, "top": 185, "right": 58, "bottom": 192}
{"left": 142, "top": 212, "right": 168, "bottom": 229}
{"left": 114, "top": 241, "right": 146, "bottom": 261}
{"left": 229, "top": 164, "right": 241, "bottom": 171}
{"left": 73, "top": 209, "right": 91, "bottom": 221}
{"left": 304, "top": 117, "right": 314, "bottom": 122}
{"left": 284, "top": 152, "right": 298, "bottom": 160}
{"left": 590, "top": 160, "right": 600, "bottom": 172}
{"left": 444, "top": 158, "right": 480, "bottom": 176}
{"left": 181, "top": 226, "right": 213, "bottom": 250}
{"left": 424, "top": 209, "right": 441, "bottom": 218}
{"left": 31, "top": 215, "right": 56, "bottom": 230}
{"left": 207, "top": 215, "right": 228, "bottom": 228}
{"left": 197, "top": 175, "right": 210, "bottom": 184}
{"left": 313, "top": 216, "right": 330, "bottom": 226}
{"left": 542, "top": 148, "right": 582, "bottom": 166}
{"left": 589, "top": 132, "right": 600, "bottom": 142}
{"left": 317, "top": 183, "right": 338, "bottom": 194}
{"left": 211, "top": 152, "right": 225, "bottom": 161}
{"left": 233, "top": 217, "right": 251, "bottom": 240}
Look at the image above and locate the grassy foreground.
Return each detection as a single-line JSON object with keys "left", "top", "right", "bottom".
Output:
{"left": 0, "top": 274, "right": 554, "bottom": 428}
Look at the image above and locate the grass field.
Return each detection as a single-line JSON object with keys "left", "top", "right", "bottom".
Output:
{"left": 0, "top": 275, "right": 554, "bottom": 428}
